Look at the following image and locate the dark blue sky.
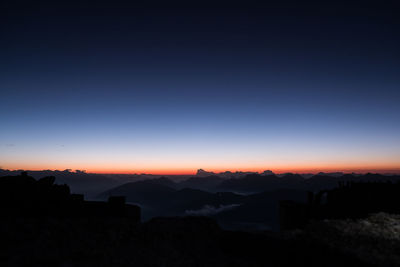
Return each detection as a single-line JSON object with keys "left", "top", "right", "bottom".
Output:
{"left": 1, "top": 2, "right": 399, "bottom": 173}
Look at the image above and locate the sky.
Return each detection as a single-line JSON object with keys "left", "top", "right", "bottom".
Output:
{"left": 1, "top": 2, "right": 400, "bottom": 174}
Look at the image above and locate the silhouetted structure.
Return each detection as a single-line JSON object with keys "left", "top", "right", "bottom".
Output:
{"left": 280, "top": 180, "right": 400, "bottom": 230}
{"left": 0, "top": 172, "right": 141, "bottom": 221}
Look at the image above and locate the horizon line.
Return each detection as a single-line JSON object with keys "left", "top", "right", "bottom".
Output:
{"left": 2, "top": 167, "right": 400, "bottom": 176}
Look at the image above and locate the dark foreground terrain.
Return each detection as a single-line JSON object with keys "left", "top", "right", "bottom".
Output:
{"left": 1, "top": 172, "right": 399, "bottom": 267}
{"left": 2, "top": 215, "right": 389, "bottom": 267}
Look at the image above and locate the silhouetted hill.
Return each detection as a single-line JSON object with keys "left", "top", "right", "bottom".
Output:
{"left": 145, "top": 176, "right": 177, "bottom": 187}
{"left": 177, "top": 175, "right": 224, "bottom": 191}
{"left": 217, "top": 174, "right": 301, "bottom": 193}
{"left": 1, "top": 214, "right": 378, "bottom": 267}
{"left": 0, "top": 172, "right": 140, "bottom": 220}
{"left": 98, "top": 179, "right": 177, "bottom": 208}
{"left": 217, "top": 173, "right": 400, "bottom": 193}
{"left": 99, "top": 183, "right": 235, "bottom": 219}
{"left": 0, "top": 169, "right": 128, "bottom": 197}
{"left": 1, "top": 172, "right": 398, "bottom": 266}
{"left": 167, "top": 188, "right": 218, "bottom": 213}
{"left": 279, "top": 179, "right": 400, "bottom": 231}
{"left": 99, "top": 180, "right": 307, "bottom": 231}
{"left": 214, "top": 189, "right": 306, "bottom": 230}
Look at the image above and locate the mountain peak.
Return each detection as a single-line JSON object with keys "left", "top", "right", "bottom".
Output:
{"left": 196, "top": 169, "right": 215, "bottom": 177}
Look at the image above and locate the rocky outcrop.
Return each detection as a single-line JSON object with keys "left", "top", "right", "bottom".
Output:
{"left": 0, "top": 172, "right": 140, "bottom": 221}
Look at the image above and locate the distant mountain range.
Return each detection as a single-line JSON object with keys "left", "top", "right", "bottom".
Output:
{"left": 1, "top": 169, "right": 399, "bottom": 231}
{"left": 97, "top": 172, "right": 400, "bottom": 196}
{"left": 96, "top": 173, "right": 400, "bottom": 230}
{"left": 0, "top": 169, "right": 123, "bottom": 197}
{"left": 195, "top": 169, "right": 348, "bottom": 179}
{"left": 1, "top": 169, "right": 399, "bottom": 196}
{"left": 97, "top": 178, "right": 306, "bottom": 230}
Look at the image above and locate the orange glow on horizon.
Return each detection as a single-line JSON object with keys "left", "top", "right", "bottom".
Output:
{"left": 90, "top": 167, "right": 400, "bottom": 175}
{"left": 3, "top": 164, "right": 400, "bottom": 175}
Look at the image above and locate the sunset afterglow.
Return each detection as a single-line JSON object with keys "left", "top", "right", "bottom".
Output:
{"left": 1, "top": 4, "right": 399, "bottom": 176}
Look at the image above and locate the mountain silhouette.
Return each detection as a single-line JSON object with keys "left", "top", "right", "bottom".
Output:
{"left": 177, "top": 175, "right": 224, "bottom": 191}
{"left": 218, "top": 173, "right": 400, "bottom": 193}
{"left": 217, "top": 174, "right": 303, "bottom": 193}
{"left": 0, "top": 172, "right": 140, "bottom": 220}
{"left": 98, "top": 179, "right": 176, "bottom": 208}
{"left": 99, "top": 180, "right": 307, "bottom": 230}
{"left": 1, "top": 172, "right": 399, "bottom": 266}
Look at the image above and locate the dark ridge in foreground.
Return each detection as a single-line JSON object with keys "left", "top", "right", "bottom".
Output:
{"left": 0, "top": 172, "right": 140, "bottom": 220}
{"left": 2, "top": 215, "right": 374, "bottom": 267}
{"left": 280, "top": 180, "right": 400, "bottom": 230}
{"left": 1, "top": 172, "right": 399, "bottom": 266}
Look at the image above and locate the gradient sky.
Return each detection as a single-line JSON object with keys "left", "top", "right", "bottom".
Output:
{"left": 1, "top": 2, "right": 400, "bottom": 174}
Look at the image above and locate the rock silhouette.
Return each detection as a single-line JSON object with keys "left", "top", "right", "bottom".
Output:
{"left": 1, "top": 172, "right": 399, "bottom": 266}
{"left": 280, "top": 180, "right": 400, "bottom": 230}
{"left": 0, "top": 172, "right": 140, "bottom": 220}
